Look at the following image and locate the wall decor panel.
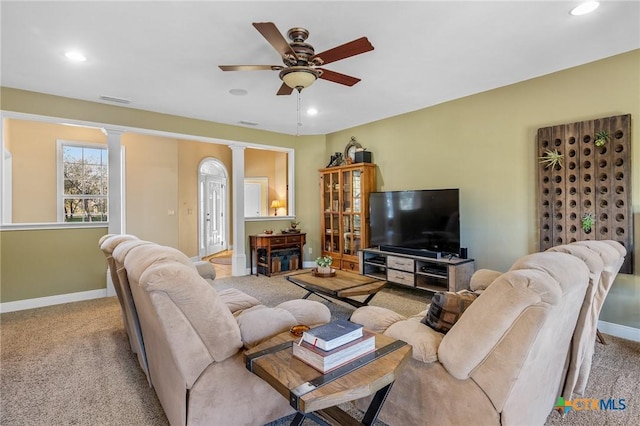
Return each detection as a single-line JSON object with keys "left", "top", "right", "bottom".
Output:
{"left": 537, "top": 114, "right": 632, "bottom": 273}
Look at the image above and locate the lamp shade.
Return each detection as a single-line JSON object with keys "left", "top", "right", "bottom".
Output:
{"left": 280, "top": 68, "right": 317, "bottom": 90}
{"left": 270, "top": 200, "right": 282, "bottom": 209}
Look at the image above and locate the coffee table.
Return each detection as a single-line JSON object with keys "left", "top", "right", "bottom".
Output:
{"left": 286, "top": 270, "right": 387, "bottom": 308}
{"left": 245, "top": 330, "right": 411, "bottom": 426}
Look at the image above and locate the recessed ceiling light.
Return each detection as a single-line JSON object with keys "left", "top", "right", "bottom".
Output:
{"left": 570, "top": 1, "right": 599, "bottom": 16}
{"left": 65, "top": 50, "right": 86, "bottom": 62}
{"left": 307, "top": 107, "right": 318, "bottom": 116}
{"left": 229, "top": 89, "right": 248, "bottom": 96}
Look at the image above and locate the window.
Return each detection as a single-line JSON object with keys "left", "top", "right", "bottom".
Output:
{"left": 57, "top": 140, "right": 108, "bottom": 222}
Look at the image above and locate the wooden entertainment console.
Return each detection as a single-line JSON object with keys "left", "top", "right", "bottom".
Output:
{"left": 360, "top": 248, "right": 475, "bottom": 293}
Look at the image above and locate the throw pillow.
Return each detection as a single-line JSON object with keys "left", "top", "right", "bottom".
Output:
{"left": 422, "top": 291, "right": 478, "bottom": 333}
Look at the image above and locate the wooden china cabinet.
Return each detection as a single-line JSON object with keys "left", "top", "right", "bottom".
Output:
{"left": 319, "top": 163, "right": 376, "bottom": 272}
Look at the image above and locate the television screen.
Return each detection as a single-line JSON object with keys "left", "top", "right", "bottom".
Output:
{"left": 369, "top": 189, "right": 460, "bottom": 255}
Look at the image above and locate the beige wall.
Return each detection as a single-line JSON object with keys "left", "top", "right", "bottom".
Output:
{"left": 245, "top": 148, "right": 288, "bottom": 211}
{"left": 6, "top": 119, "right": 106, "bottom": 223}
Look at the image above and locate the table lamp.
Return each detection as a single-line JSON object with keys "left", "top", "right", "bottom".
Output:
{"left": 270, "top": 200, "right": 283, "bottom": 216}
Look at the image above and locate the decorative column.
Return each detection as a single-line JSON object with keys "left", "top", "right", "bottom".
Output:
{"left": 230, "top": 145, "right": 247, "bottom": 276}
{"left": 104, "top": 128, "right": 124, "bottom": 235}
{"left": 103, "top": 128, "right": 124, "bottom": 297}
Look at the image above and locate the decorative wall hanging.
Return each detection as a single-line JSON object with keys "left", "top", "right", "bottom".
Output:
{"left": 537, "top": 114, "right": 633, "bottom": 273}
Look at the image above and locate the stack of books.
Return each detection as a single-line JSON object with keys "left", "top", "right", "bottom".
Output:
{"left": 292, "top": 319, "right": 375, "bottom": 373}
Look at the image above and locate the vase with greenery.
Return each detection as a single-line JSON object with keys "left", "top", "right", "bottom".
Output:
{"left": 315, "top": 256, "right": 333, "bottom": 274}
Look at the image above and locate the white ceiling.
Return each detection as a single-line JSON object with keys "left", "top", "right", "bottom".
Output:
{"left": 1, "top": 1, "right": 639, "bottom": 136}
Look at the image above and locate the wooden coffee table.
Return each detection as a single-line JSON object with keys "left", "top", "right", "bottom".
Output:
{"left": 245, "top": 330, "right": 411, "bottom": 426}
{"left": 286, "top": 270, "right": 387, "bottom": 308}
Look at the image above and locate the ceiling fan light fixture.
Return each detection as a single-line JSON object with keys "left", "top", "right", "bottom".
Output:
{"left": 280, "top": 68, "right": 317, "bottom": 90}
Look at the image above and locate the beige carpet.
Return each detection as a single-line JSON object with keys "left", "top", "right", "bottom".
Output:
{"left": 1, "top": 273, "right": 638, "bottom": 426}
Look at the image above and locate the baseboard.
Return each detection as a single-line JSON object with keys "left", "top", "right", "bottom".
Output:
{"left": 598, "top": 320, "right": 640, "bottom": 342}
{"left": 0, "top": 289, "right": 107, "bottom": 313}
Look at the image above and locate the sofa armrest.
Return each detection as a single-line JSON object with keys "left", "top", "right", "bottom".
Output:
{"left": 193, "top": 260, "right": 216, "bottom": 280}
{"left": 386, "top": 318, "right": 444, "bottom": 363}
{"left": 350, "top": 306, "right": 407, "bottom": 334}
{"left": 236, "top": 305, "right": 298, "bottom": 348}
{"left": 469, "top": 269, "right": 502, "bottom": 292}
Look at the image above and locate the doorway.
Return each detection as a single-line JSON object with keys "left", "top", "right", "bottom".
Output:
{"left": 198, "top": 158, "right": 228, "bottom": 258}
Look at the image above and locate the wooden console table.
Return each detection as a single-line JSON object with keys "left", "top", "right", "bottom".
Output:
{"left": 249, "top": 232, "right": 306, "bottom": 276}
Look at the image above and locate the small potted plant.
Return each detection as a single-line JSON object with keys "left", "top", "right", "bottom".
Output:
{"left": 594, "top": 130, "right": 609, "bottom": 147}
{"left": 582, "top": 212, "right": 595, "bottom": 233}
{"left": 290, "top": 221, "right": 300, "bottom": 231}
{"left": 315, "top": 256, "right": 333, "bottom": 274}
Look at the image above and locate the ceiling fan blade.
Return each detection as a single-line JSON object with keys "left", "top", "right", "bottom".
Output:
{"left": 317, "top": 68, "right": 361, "bottom": 86}
{"left": 276, "top": 83, "right": 294, "bottom": 96}
{"left": 253, "top": 22, "right": 298, "bottom": 59}
{"left": 219, "top": 65, "right": 283, "bottom": 71}
{"left": 311, "top": 37, "right": 374, "bottom": 65}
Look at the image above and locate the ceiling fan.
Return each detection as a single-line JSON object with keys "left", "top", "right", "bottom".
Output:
{"left": 219, "top": 22, "right": 374, "bottom": 95}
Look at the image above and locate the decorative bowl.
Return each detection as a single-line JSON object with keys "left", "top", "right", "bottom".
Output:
{"left": 290, "top": 324, "right": 310, "bottom": 337}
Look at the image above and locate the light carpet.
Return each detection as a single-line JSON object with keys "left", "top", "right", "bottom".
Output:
{"left": 1, "top": 273, "right": 638, "bottom": 426}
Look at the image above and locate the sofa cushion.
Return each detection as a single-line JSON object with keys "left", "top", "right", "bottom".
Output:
{"left": 275, "top": 299, "right": 331, "bottom": 326}
{"left": 422, "top": 291, "right": 478, "bottom": 333}
{"left": 235, "top": 305, "right": 298, "bottom": 348}
{"left": 217, "top": 288, "right": 261, "bottom": 314}
{"left": 100, "top": 234, "right": 140, "bottom": 254}
{"left": 125, "top": 244, "right": 197, "bottom": 283}
{"left": 139, "top": 262, "right": 242, "bottom": 362}
{"left": 350, "top": 306, "right": 407, "bottom": 334}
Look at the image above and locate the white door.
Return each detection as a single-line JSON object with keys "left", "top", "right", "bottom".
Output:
{"left": 244, "top": 182, "right": 262, "bottom": 216}
{"left": 199, "top": 159, "right": 228, "bottom": 258}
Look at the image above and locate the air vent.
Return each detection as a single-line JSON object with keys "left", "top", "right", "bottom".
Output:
{"left": 239, "top": 120, "right": 259, "bottom": 126}
{"left": 99, "top": 95, "right": 131, "bottom": 104}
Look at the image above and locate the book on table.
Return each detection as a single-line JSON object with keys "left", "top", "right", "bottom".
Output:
{"left": 302, "top": 319, "right": 363, "bottom": 351}
{"left": 293, "top": 331, "right": 375, "bottom": 373}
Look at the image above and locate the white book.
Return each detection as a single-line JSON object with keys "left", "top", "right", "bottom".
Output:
{"left": 301, "top": 319, "right": 363, "bottom": 351}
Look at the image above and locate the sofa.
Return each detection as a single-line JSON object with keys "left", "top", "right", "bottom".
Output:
{"left": 99, "top": 234, "right": 331, "bottom": 426}
{"left": 350, "top": 240, "right": 626, "bottom": 426}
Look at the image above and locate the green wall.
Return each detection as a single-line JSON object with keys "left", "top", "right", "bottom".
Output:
{"left": 0, "top": 227, "right": 107, "bottom": 301}
{"left": 325, "top": 50, "right": 640, "bottom": 329}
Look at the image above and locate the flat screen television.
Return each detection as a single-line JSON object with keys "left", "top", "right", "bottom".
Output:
{"left": 369, "top": 189, "right": 460, "bottom": 255}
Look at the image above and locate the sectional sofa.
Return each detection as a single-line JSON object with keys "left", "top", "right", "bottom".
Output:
{"left": 99, "top": 234, "right": 331, "bottom": 425}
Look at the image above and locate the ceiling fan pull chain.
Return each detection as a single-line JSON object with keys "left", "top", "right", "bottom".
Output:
{"left": 296, "top": 90, "right": 302, "bottom": 136}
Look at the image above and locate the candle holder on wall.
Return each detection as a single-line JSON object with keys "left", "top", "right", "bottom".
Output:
{"left": 536, "top": 114, "right": 633, "bottom": 273}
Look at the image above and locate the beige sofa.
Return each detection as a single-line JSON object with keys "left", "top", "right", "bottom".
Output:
{"left": 99, "top": 234, "right": 331, "bottom": 426}
{"left": 350, "top": 240, "right": 626, "bottom": 426}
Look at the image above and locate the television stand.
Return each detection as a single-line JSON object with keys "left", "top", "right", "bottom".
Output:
{"left": 360, "top": 247, "right": 475, "bottom": 293}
